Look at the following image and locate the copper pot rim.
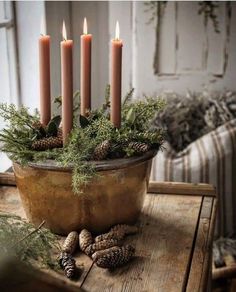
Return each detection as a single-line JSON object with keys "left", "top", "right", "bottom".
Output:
{"left": 16, "top": 149, "right": 158, "bottom": 172}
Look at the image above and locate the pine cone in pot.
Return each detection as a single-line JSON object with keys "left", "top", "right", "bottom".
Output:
{"left": 92, "top": 140, "right": 111, "bottom": 160}
{"left": 32, "top": 120, "right": 46, "bottom": 138}
{"left": 32, "top": 136, "right": 63, "bottom": 151}
{"left": 32, "top": 121, "right": 44, "bottom": 130}
{"left": 128, "top": 142, "right": 150, "bottom": 155}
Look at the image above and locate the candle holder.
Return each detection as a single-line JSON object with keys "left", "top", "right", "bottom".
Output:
{"left": 0, "top": 88, "right": 165, "bottom": 234}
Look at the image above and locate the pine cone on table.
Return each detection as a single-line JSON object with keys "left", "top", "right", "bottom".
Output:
{"left": 128, "top": 142, "right": 150, "bottom": 154}
{"left": 92, "top": 140, "right": 111, "bottom": 160}
{"left": 85, "top": 238, "right": 120, "bottom": 256}
{"left": 93, "top": 245, "right": 135, "bottom": 269}
{"left": 62, "top": 231, "right": 79, "bottom": 255}
{"left": 79, "top": 229, "right": 93, "bottom": 252}
{"left": 32, "top": 136, "right": 63, "bottom": 151}
{"left": 95, "top": 224, "right": 138, "bottom": 242}
{"left": 91, "top": 246, "right": 120, "bottom": 262}
{"left": 59, "top": 252, "right": 76, "bottom": 279}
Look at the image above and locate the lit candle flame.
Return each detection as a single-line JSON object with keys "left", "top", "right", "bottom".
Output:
{"left": 40, "top": 17, "right": 46, "bottom": 36}
{"left": 83, "top": 18, "right": 88, "bottom": 35}
{"left": 62, "top": 20, "right": 67, "bottom": 41}
{"left": 115, "top": 21, "right": 120, "bottom": 40}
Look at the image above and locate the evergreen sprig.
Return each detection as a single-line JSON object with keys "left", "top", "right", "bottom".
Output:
{"left": 0, "top": 213, "right": 60, "bottom": 269}
{"left": 0, "top": 104, "right": 62, "bottom": 165}
{"left": 0, "top": 89, "right": 165, "bottom": 193}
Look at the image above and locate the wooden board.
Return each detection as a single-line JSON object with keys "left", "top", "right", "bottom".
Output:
{"left": 0, "top": 179, "right": 217, "bottom": 292}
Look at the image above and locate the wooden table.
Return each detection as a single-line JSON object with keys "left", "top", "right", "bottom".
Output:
{"left": 0, "top": 174, "right": 217, "bottom": 292}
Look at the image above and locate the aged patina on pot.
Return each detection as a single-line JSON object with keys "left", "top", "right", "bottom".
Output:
{"left": 13, "top": 150, "right": 156, "bottom": 235}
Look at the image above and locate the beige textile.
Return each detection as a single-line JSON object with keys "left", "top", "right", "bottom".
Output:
{"left": 151, "top": 119, "right": 236, "bottom": 237}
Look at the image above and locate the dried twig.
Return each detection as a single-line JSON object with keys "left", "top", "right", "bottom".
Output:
{"left": 79, "top": 261, "right": 95, "bottom": 288}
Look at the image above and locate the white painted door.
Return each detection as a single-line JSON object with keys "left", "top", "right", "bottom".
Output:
{"left": 43, "top": 1, "right": 236, "bottom": 104}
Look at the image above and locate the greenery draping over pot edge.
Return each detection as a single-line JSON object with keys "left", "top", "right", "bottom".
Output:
{"left": 0, "top": 86, "right": 165, "bottom": 193}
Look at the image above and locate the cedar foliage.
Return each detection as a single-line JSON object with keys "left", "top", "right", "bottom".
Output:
{"left": 0, "top": 213, "right": 60, "bottom": 269}
{"left": 0, "top": 87, "right": 165, "bottom": 193}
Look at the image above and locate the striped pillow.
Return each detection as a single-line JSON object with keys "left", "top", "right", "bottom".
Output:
{"left": 151, "top": 119, "right": 236, "bottom": 237}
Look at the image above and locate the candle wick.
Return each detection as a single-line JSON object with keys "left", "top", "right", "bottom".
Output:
{"left": 40, "top": 33, "right": 44, "bottom": 37}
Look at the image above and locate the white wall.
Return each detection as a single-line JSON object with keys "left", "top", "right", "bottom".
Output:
{"left": 45, "top": 1, "right": 71, "bottom": 102}
{"left": 132, "top": 1, "right": 236, "bottom": 98}
{"left": 70, "top": 1, "right": 109, "bottom": 108}
{"left": 0, "top": 1, "right": 19, "bottom": 107}
{"left": 16, "top": 1, "right": 45, "bottom": 110}
{"left": 15, "top": 1, "right": 236, "bottom": 111}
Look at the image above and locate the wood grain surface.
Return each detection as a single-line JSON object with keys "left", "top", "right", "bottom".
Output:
{"left": 148, "top": 181, "right": 216, "bottom": 197}
{"left": 0, "top": 172, "right": 15, "bottom": 186}
{"left": 0, "top": 182, "right": 217, "bottom": 292}
{"left": 82, "top": 194, "right": 202, "bottom": 292}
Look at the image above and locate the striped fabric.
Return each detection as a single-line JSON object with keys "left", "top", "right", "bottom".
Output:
{"left": 151, "top": 119, "right": 236, "bottom": 237}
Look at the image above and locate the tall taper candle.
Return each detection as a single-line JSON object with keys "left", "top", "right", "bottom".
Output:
{"left": 39, "top": 33, "right": 51, "bottom": 126}
{"left": 61, "top": 21, "right": 73, "bottom": 144}
{"left": 80, "top": 18, "right": 92, "bottom": 116}
{"left": 111, "top": 21, "right": 122, "bottom": 128}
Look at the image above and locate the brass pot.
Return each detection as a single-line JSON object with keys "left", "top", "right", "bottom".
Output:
{"left": 13, "top": 150, "right": 156, "bottom": 235}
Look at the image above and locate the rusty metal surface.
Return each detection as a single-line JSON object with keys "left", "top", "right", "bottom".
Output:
{"left": 13, "top": 154, "right": 154, "bottom": 235}
{"left": 27, "top": 149, "right": 157, "bottom": 172}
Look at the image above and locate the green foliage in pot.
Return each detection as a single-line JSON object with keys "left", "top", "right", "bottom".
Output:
{"left": 0, "top": 86, "right": 165, "bottom": 193}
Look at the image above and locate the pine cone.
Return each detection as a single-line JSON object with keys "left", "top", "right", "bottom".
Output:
{"left": 32, "top": 136, "right": 63, "bottom": 151}
{"left": 79, "top": 229, "right": 93, "bottom": 252}
{"left": 32, "top": 121, "right": 44, "bottom": 130}
{"left": 92, "top": 246, "right": 119, "bottom": 262}
{"left": 92, "top": 140, "right": 111, "bottom": 160}
{"left": 93, "top": 245, "right": 135, "bottom": 269}
{"left": 57, "top": 127, "right": 63, "bottom": 139}
{"left": 59, "top": 252, "right": 76, "bottom": 279}
{"left": 85, "top": 239, "right": 120, "bottom": 256}
{"left": 62, "top": 231, "right": 79, "bottom": 255}
{"left": 95, "top": 224, "right": 138, "bottom": 242}
{"left": 129, "top": 142, "right": 150, "bottom": 154}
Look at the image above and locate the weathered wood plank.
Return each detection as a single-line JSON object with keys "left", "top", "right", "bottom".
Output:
{"left": 186, "top": 197, "right": 213, "bottom": 292}
{"left": 200, "top": 197, "right": 213, "bottom": 219}
{"left": 199, "top": 198, "right": 217, "bottom": 292}
{"left": 0, "top": 172, "right": 15, "bottom": 186}
{"left": 0, "top": 186, "right": 24, "bottom": 216}
{"left": 148, "top": 181, "right": 216, "bottom": 197}
{"left": 0, "top": 184, "right": 216, "bottom": 291}
{"left": 0, "top": 257, "right": 82, "bottom": 292}
{"left": 82, "top": 194, "right": 202, "bottom": 291}
{"left": 213, "top": 264, "right": 236, "bottom": 280}
{"left": 0, "top": 186, "right": 94, "bottom": 289}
